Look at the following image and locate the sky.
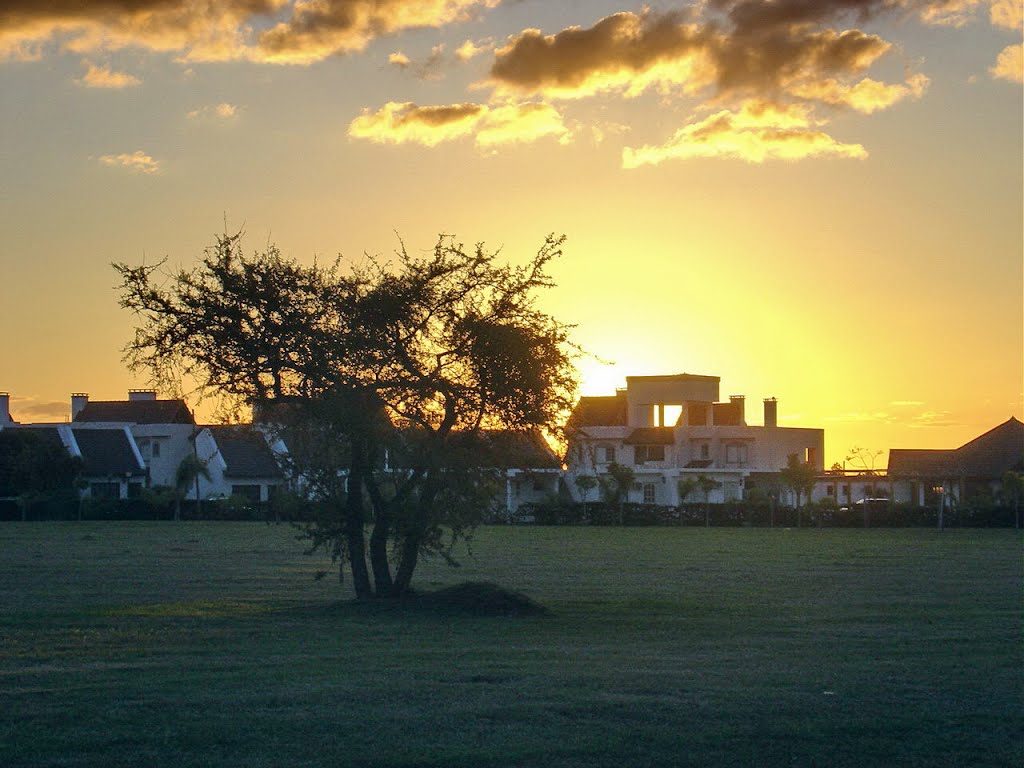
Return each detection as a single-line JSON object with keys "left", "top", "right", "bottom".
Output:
{"left": 0, "top": 0, "right": 1021, "bottom": 467}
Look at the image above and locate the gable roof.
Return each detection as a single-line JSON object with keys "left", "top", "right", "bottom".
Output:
{"left": 71, "top": 427, "right": 146, "bottom": 477}
{"left": 888, "top": 418, "right": 1024, "bottom": 478}
{"left": 954, "top": 417, "right": 1024, "bottom": 476}
{"left": 207, "top": 426, "right": 284, "bottom": 480}
{"left": 568, "top": 392, "right": 628, "bottom": 428}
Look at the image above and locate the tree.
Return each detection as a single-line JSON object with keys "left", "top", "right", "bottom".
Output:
{"left": 173, "top": 453, "right": 211, "bottom": 521}
{"left": 696, "top": 475, "right": 720, "bottom": 527}
{"left": 1000, "top": 471, "right": 1024, "bottom": 529}
{"left": 599, "top": 462, "right": 635, "bottom": 524}
{"left": 781, "top": 453, "right": 816, "bottom": 528}
{"left": 115, "top": 230, "right": 577, "bottom": 599}
{"left": 0, "top": 430, "right": 81, "bottom": 520}
{"left": 574, "top": 474, "right": 597, "bottom": 520}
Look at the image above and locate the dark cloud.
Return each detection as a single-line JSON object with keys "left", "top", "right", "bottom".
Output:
{"left": 490, "top": 11, "right": 711, "bottom": 98}
{"left": 0, "top": 0, "right": 499, "bottom": 63}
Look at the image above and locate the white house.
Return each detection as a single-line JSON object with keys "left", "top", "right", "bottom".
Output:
{"left": 565, "top": 374, "right": 824, "bottom": 506}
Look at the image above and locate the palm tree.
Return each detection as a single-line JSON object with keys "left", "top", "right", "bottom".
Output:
{"left": 696, "top": 475, "right": 720, "bottom": 527}
{"left": 174, "top": 453, "right": 211, "bottom": 521}
{"left": 677, "top": 477, "right": 698, "bottom": 525}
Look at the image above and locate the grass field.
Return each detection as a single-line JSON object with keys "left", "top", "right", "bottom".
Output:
{"left": 1, "top": 523, "right": 1020, "bottom": 767}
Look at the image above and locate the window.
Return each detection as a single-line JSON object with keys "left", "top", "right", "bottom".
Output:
{"left": 725, "top": 444, "right": 748, "bottom": 464}
{"left": 600, "top": 445, "right": 616, "bottom": 463}
{"left": 532, "top": 476, "right": 546, "bottom": 492}
{"left": 643, "top": 483, "right": 657, "bottom": 504}
{"left": 634, "top": 445, "right": 665, "bottom": 464}
{"left": 700, "top": 443, "right": 710, "bottom": 460}
{"left": 826, "top": 485, "right": 835, "bottom": 496}
{"left": 151, "top": 440, "right": 161, "bottom": 458}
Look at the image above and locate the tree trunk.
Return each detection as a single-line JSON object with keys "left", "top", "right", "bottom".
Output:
{"left": 390, "top": 482, "right": 438, "bottom": 597}
{"left": 366, "top": 477, "right": 394, "bottom": 596}
{"left": 344, "top": 460, "right": 373, "bottom": 600}
{"left": 391, "top": 531, "right": 421, "bottom": 597}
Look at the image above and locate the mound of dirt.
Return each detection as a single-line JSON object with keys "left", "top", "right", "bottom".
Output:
{"left": 410, "top": 581, "right": 547, "bottom": 617}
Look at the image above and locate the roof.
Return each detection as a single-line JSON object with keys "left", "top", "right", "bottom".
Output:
{"left": 75, "top": 399, "right": 195, "bottom": 425}
{"left": 71, "top": 428, "right": 146, "bottom": 477}
{"left": 888, "top": 418, "right": 1024, "bottom": 478}
{"left": 624, "top": 427, "right": 676, "bottom": 445}
{"left": 207, "top": 426, "right": 284, "bottom": 480}
{"left": 446, "top": 429, "right": 561, "bottom": 470}
{"left": 887, "top": 449, "right": 955, "bottom": 476}
{"left": 954, "top": 417, "right": 1024, "bottom": 476}
{"left": 568, "top": 392, "right": 628, "bottom": 428}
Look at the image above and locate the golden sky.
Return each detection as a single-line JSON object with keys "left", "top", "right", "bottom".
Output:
{"left": 1, "top": 0, "right": 1021, "bottom": 465}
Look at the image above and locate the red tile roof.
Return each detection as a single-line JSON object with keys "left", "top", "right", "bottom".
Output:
{"left": 74, "top": 399, "right": 195, "bottom": 425}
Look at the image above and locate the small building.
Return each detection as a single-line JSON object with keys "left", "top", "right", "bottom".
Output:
{"left": 194, "top": 425, "right": 287, "bottom": 503}
{"left": 888, "top": 417, "right": 1024, "bottom": 507}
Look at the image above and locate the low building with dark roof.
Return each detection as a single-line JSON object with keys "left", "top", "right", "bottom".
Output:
{"left": 194, "top": 425, "right": 286, "bottom": 504}
{"left": 13, "top": 424, "right": 146, "bottom": 499}
{"left": 888, "top": 417, "right": 1024, "bottom": 506}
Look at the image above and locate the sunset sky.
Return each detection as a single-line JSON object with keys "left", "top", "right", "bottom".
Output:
{"left": 1, "top": 0, "right": 1021, "bottom": 466}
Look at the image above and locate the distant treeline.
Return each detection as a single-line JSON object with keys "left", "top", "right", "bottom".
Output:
{"left": 2, "top": 494, "right": 1019, "bottom": 528}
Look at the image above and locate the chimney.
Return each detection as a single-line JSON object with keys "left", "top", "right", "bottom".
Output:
{"left": 729, "top": 395, "right": 746, "bottom": 425}
{"left": 764, "top": 398, "right": 778, "bottom": 428}
{"left": 0, "top": 392, "right": 9, "bottom": 424}
{"left": 128, "top": 389, "right": 157, "bottom": 402}
{"left": 71, "top": 393, "right": 89, "bottom": 420}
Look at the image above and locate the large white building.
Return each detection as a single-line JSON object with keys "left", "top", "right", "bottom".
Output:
{"left": 565, "top": 374, "right": 824, "bottom": 506}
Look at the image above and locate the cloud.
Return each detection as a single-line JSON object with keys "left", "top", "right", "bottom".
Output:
{"left": 0, "top": 0, "right": 285, "bottom": 63}
{"left": 9, "top": 396, "right": 68, "bottom": 421}
{"left": 475, "top": 102, "right": 571, "bottom": 147}
{"left": 349, "top": 101, "right": 486, "bottom": 146}
{"left": 990, "top": 42, "right": 1024, "bottom": 81}
{"left": 990, "top": 0, "right": 1024, "bottom": 30}
{"left": 788, "top": 72, "right": 929, "bottom": 112}
{"left": 455, "top": 37, "right": 492, "bottom": 61}
{"left": 389, "top": 43, "right": 447, "bottom": 79}
{"left": 489, "top": 8, "right": 901, "bottom": 106}
{"left": 821, "top": 410, "right": 895, "bottom": 423}
{"left": 348, "top": 100, "right": 570, "bottom": 148}
{"left": 98, "top": 149, "right": 161, "bottom": 174}
{"left": 622, "top": 100, "right": 867, "bottom": 167}
{"left": 388, "top": 51, "right": 411, "bottom": 68}
{"left": 489, "top": 11, "right": 714, "bottom": 99}
{"left": 0, "top": 0, "right": 499, "bottom": 64}
{"left": 256, "top": 0, "right": 500, "bottom": 64}
{"left": 75, "top": 60, "right": 141, "bottom": 88}
{"left": 187, "top": 102, "right": 240, "bottom": 119}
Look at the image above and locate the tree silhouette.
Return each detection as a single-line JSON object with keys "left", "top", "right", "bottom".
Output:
{"left": 115, "top": 231, "right": 576, "bottom": 598}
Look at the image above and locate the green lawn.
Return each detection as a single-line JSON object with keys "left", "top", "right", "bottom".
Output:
{"left": 1, "top": 524, "right": 1020, "bottom": 767}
